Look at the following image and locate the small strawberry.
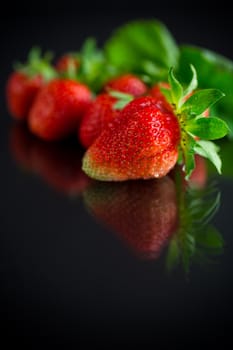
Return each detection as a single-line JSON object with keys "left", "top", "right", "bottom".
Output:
{"left": 6, "top": 47, "right": 57, "bottom": 120}
{"left": 84, "top": 176, "right": 178, "bottom": 259}
{"left": 83, "top": 66, "right": 228, "bottom": 181}
{"left": 28, "top": 79, "right": 92, "bottom": 141}
{"left": 78, "top": 93, "right": 121, "bottom": 148}
{"left": 104, "top": 73, "right": 147, "bottom": 97}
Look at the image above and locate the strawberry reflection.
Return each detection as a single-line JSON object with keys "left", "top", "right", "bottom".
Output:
{"left": 84, "top": 176, "right": 178, "bottom": 260}
{"left": 84, "top": 160, "right": 223, "bottom": 268}
{"left": 9, "top": 124, "right": 90, "bottom": 196}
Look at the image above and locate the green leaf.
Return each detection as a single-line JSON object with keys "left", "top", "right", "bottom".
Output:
{"left": 166, "top": 239, "right": 180, "bottom": 270}
{"left": 178, "top": 45, "right": 233, "bottom": 137}
{"left": 76, "top": 38, "right": 118, "bottom": 92}
{"left": 196, "top": 226, "right": 224, "bottom": 250}
{"left": 104, "top": 19, "right": 179, "bottom": 78}
{"left": 108, "top": 90, "right": 134, "bottom": 110}
{"left": 194, "top": 140, "right": 222, "bottom": 174}
{"left": 187, "top": 117, "right": 229, "bottom": 140}
{"left": 168, "top": 67, "right": 183, "bottom": 106}
{"left": 15, "top": 46, "right": 57, "bottom": 82}
{"left": 183, "top": 64, "right": 198, "bottom": 97}
{"left": 181, "top": 89, "right": 225, "bottom": 117}
{"left": 181, "top": 134, "right": 196, "bottom": 179}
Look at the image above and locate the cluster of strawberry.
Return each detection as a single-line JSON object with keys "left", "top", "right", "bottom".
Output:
{"left": 6, "top": 45, "right": 229, "bottom": 182}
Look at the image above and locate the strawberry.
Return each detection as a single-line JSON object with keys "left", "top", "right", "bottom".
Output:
{"left": 84, "top": 176, "right": 178, "bottom": 259}
{"left": 83, "top": 66, "right": 228, "bottom": 181}
{"left": 78, "top": 93, "right": 121, "bottom": 148}
{"left": 104, "top": 73, "right": 147, "bottom": 97}
{"left": 6, "top": 47, "right": 57, "bottom": 121}
{"left": 6, "top": 72, "right": 43, "bottom": 120}
{"left": 28, "top": 79, "right": 92, "bottom": 141}
{"left": 83, "top": 96, "right": 180, "bottom": 181}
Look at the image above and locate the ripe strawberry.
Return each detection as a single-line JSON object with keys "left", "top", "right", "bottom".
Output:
{"left": 84, "top": 176, "right": 178, "bottom": 259}
{"left": 55, "top": 54, "right": 80, "bottom": 73}
{"left": 29, "top": 79, "right": 92, "bottom": 141}
{"left": 104, "top": 73, "right": 147, "bottom": 97}
{"left": 79, "top": 93, "right": 121, "bottom": 148}
{"left": 6, "top": 47, "right": 57, "bottom": 121}
{"left": 83, "top": 66, "right": 227, "bottom": 181}
{"left": 83, "top": 96, "right": 180, "bottom": 181}
{"left": 6, "top": 72, "right": 43, "bottom": 120}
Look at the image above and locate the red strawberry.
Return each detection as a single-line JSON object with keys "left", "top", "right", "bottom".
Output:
{"left": 104, "top": 73, "right": 147, "bottom": 97}
{"left": 6, "top": 47, "right": 57, "bottom": 121}
{"left": 84, "top": 176, "right": 178, "bottom": 259}
{"left": 6, "top": 72, "right": 43, "bottom": 120}
{"left": 78, "top": 93, "right": 121, "bottom": 148}
{"left": 82, "top": 96, "right": 180, "bottom": 181}
{"left": 28, "top": 79, "right": 92, "bottom": 141}
{"left": 55, "top": 54, "right": 80, "bottom": 74}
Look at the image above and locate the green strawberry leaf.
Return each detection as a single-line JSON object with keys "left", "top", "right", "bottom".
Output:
{"left": 196, "top": 226, "right": 224, "bottom": 250}
{"left": 183, "top": 64, "right": 198, "bottom": 97}
{"left": 187, "top": 117, "right": 229, "bottom": 140}
{"left": 104, "top": 19, "right": 179, "bottom": 81}
{"left": 181, "top": 134, "right": 196, "bottom": 180}
{"left": 168, "top": 67, "right": 183, "bottom": 106}
{"left": 181, "top": 89, "right": 225, "bottom": 117}
{"left": 164, "top": 65, "right": 229, "bottom": 180}
{"left": 77, "top": 38, "right": 118, "bottom": 92}
{"left": 178, "top": 45, "right": 233, "bottom": 137}
{"left": 109, "top": 90, "right": 134, "bottom": 110}
{"left": 15, "top": 46, "right": 57, "bottom": 82}
{"left": 194, "top": 140, "right": 222, "bottom": 174}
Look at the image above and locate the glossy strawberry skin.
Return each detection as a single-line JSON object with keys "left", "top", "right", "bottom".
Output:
{"left": 6, "top": 71, "right": 43, "bottom": 120}
{"left": 28, "top": 79, "right": 92, "bottom": 141}
{"left": 104, "top": 73, "right": 147, "bottom": 97}
{"left": 83, "top": 96, "right": 180, "bottom": 181}
{"left": 84, "top": 176, "right": 178, "bottom": 259}
{"left": 79, "top": 93, "right": 120, "bottom": 148}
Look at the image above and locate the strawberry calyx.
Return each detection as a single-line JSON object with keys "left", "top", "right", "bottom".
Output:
{"left": 14, "top": 47, "right": 57, "bottom": 82}
{"left": 161, "top": 65, "right": 229, "bottom": 179}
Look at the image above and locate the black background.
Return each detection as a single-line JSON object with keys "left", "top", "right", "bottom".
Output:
{"left": 1, "top": 1, "right": 233, "bottom": 346}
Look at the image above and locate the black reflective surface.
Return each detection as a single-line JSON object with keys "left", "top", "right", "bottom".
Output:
{"left": 1, "top": 6, "right": 233, "bottom": 346}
